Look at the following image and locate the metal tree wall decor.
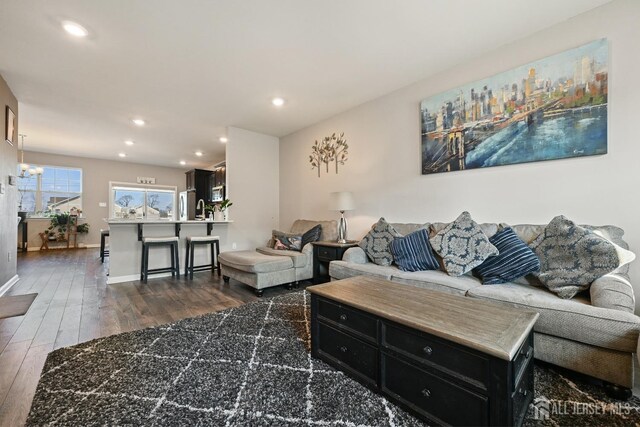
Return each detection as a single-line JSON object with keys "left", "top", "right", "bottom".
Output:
{"left": 309, "top": 132, "right": 349, "bottom": 177}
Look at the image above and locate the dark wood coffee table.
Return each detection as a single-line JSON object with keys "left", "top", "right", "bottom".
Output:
{"left": 309, "top": 276, "right": 539, "bottom": 426}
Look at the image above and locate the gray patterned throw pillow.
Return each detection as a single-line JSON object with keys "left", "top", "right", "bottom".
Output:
{"left": 530, "top": 215, "right": 620, "bottom": 299}
{"left": 358, "top": 218, "right": 402, "bottom": 266}
{"left": 429, "top": 211, "right": 498, "bottom": 277}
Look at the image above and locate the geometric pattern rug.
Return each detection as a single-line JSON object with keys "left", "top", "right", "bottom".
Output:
{"left": 27, "top": 291, "right": 640, "bottom": 426}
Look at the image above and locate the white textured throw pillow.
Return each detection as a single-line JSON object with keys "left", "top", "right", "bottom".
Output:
{"left": 429, "top": 211, "right": 498, "bottom": 277}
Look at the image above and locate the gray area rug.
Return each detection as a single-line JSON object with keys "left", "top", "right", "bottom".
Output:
{"left": 0, "top": 292, "right": 37, "bottom": 319}
{"left": 27, "top": 291, "right": 640, "bottom": 426}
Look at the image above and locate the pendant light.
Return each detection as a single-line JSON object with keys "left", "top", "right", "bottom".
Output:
{"left": 18, "top": 134, "right": 43, "bottom": 177}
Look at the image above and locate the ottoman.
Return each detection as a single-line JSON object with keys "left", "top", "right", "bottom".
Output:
{"left": 218, "top": 250, "right": 296, "bottom": 296}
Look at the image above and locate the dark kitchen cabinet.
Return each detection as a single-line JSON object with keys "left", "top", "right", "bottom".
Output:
{"left": 185, "top": 169, "right": 213, "bottom": 203}
{"left": 212, "top": 166, "right": 226, "bottom": 188}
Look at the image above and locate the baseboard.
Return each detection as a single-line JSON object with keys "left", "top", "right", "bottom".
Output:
{"left": 0, "top": 275, "right": 19, "bottom": 297}
{"left": 107, "top": 272, "right": 172, "bottom": 284}
{"left": 27, "top": 243, "right": 93, "bottom": 251}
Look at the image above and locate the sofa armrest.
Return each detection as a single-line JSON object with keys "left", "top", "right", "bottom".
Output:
{"left": 342, "top": 247, "right": 368, "bottom": 264}
{"left": 590, "top": 273, "right": 635, "bottom": 313}
{"left": 302, "top": 242, "right": 313, "bottom": 257}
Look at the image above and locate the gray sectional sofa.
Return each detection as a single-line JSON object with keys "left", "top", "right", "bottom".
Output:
{"left": 329, "top": 221, "right": 640, "bottom": 396}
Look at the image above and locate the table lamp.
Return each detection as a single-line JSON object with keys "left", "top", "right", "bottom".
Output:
{"left": 329, "top": 191, "right": 355, "bottom": 243}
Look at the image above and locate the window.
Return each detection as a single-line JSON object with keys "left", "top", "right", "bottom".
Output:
{"left": 110, "top": 182, "right": 176, "bottom": 220}
{"left": 17, "top": 165, "right": 83, "bottom": 215}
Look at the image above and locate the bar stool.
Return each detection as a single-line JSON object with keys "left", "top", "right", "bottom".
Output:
{"left": 140, "top": 236, "right": 180, "bottom": 283}
{"left": 100, "top": 229, "right": 110, "bottom": 263}
{"left": 184, "top": 236, "right": 221, "bottom": 280}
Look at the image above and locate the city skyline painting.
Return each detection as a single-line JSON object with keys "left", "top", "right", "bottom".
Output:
{"left": 421, "top": 39, "right": 608, "bottom": 175}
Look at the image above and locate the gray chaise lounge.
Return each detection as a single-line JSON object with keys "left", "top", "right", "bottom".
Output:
{"left": 219, "top": 219, "right": 337, "bottom": 296}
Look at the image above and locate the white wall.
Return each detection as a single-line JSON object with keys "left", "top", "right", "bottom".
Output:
{"left": 221, "top": 127, "right": 279, "bottom": 252}
{"left": 0, "top": 74, "right": 18, "bottom": 288}
{"left": 280, "top": 0, "right": 640, "bottom": 309}
{"left": 22, "top": 151, "right": 186, "bottom": 247}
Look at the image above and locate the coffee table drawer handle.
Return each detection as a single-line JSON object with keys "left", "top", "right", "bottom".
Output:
{"left": 339, "top": 314, "right": 348, "bottom": 321}
{"left": 423, "top": 346, "right": 433, "bottom": 356}
{"left": 421, "top": 388, "right": 431, "bottom": 398}
{"left": 339, "top": 346, "right": 348, "bottom": 353}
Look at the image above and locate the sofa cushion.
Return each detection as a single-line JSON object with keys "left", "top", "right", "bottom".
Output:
{"left": 509, "top": 224, "right": 545, "bottom": 244}
{"left": 218, "top": 250, "right": 293, "bottom": 273}
{"left": 358, "top": 218, "right": 402, "bottom": 266}
{"left": 389, "top": 229, "right": 439, "bottom": 272}
{"left": 301, "top": 224, "right": 322, "bottom": 248}
{"left": 467, "top": 282, "right": 640, "bottom": 353}
{"left": 429, "top": 211, "right": 498, "bottom": 277}
{"left": 391, "top": 270, "right": 482, "bottom": 296}
{"left": 256, "top": 247, "right": 308, "bottom": 268}
{"left": 530, "top": 215, "right": 622, "bottom": 299}
{"left": 473, "top": 227, "right": 540, "bottom": 285}
{"left": 272, "top": 230, "right": 302, "bottom": 251}
{"left": 389, "top": 222, "right": 430, "bottom": 237}
{"left": 290, "top": 219, "right": 338, "bottom": 242}
{"left": 430, "top": 222, "right": 498, "bottom": 238}
{"left": 329, "top": 260, "right": 395, "bottom": 280}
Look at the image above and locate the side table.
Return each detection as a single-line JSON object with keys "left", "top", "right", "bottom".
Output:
{"left": 311, "top": 241, "right": 358, "bottom": 284}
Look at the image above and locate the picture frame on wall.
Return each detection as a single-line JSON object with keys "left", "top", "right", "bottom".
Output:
{"left": 5, "top": 105, "right": 16, "bottom": 146}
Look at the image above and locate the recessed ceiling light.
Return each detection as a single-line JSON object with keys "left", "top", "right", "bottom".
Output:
{"left": 132, "top": 118, "right": 146, "bottom": 126}
{"left": 195, "top": 151, "right": 203, "bottom": 157}
{"left": 124, "top": 140, "right": 134, "bottom": 146}
{"left": 118, "top": 153, "right": 126, "bottom": 158}
{"left": 179, "top": 160, "right": 186, "bottom": 166}
{"left": 62, "top": 21, "right": 88, "bottom": 38}
{"left": 272, "top": 97, "right": 285, "bottom": 107}
{"left": 219, "top": 137, "right": 228, "bottom": 143}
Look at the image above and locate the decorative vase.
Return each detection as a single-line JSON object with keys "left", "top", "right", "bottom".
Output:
{"left": 214, "top": 211, "right": 224, "bottom": 222}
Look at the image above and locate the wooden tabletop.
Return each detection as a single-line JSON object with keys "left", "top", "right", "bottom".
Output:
{"left": 308, "top": 276, "right": 539, "bottom": 361}
{"left": 311, "top": 240, "right": 359, "bottom": 247}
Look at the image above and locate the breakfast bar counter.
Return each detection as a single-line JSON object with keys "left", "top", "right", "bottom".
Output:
{"left": 106, "top": 219, "right": 232, "bottom": 284}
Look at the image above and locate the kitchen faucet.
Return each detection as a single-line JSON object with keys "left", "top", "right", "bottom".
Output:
{"left": 196, "top": 199, "right": 205, "bottom": 219}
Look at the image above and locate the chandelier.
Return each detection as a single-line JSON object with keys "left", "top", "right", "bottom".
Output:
{"left": 18, "top": 134, "right": 43, "bottom": 178}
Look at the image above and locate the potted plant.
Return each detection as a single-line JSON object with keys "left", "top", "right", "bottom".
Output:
{"left": 45, "top": 213, "right": 90, "bottom": 242}
{"left": 212, "top": 199, "right": 233, "bottom": 221}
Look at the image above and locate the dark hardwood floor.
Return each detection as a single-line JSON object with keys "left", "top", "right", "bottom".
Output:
{"left": 0, "top": 248, "right": 294, "bottom": 427}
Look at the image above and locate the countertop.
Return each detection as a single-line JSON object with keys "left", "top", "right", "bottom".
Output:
{"left": 106, "top": 219, "right": 233, "bottom": 224}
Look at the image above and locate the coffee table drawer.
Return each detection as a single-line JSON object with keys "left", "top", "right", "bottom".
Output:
{"left": 317, "top": 298, "right": 377, "bottom": 340}
{"left": 513, "top": 334, "right": 534, "bottom": 387}
{"left": 317, "top": 322, "right": 377, "bottom": 384}
{"left": 383, "top": 355, "right": 489, "bottom": 426}
{"left": 382, "top": 322, "right": 489, "bottom": 387}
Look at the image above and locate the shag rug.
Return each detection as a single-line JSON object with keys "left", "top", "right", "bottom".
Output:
{"left": 27, "top": 291, "right": 640, "bottom": 426}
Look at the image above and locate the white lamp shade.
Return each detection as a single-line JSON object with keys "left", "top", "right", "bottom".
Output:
{"left": 329, "top": 191, "right": 355, "bottom": 211}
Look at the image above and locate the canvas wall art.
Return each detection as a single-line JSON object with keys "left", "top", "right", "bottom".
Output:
{"left": 421, "top": 39, "right": 608, "bottom": 175}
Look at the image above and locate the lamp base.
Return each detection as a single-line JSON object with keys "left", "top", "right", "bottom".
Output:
{"left": 337, "top": 211, "right": 347, "bottom": 243}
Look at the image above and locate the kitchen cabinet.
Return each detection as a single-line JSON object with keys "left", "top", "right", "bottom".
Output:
{"left": 185, "top": 169, "right": 213, "bottom": 203}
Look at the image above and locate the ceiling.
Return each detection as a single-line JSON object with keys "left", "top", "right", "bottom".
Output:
{"left": 0, "top": 0, "right": 611, "bottom": 168}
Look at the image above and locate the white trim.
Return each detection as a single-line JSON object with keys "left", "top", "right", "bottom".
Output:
{"left": 107, "top": 272, "right": 172, "bottom": 284}
{"left": 108, "top": 181, "right": 178, "bottom": 221}
{"left": 27, "top": 243, "right": 93, "bottom": 251}
{"left": 0, "top": 275, "right": 20, "bottom": 297}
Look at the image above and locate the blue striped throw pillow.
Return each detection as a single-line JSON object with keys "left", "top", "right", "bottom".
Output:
{"left": 389, "top": 229, "right": 440, "bottom": 272}
{"left": 474, "top": 227, "right": 540, "bottom": 285}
